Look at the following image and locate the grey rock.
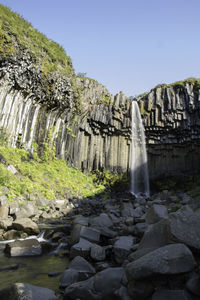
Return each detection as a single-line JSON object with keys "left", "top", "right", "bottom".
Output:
{"left": 114, "top": 286, "right": 132, "bottom": 300}
{"left": 64, "top": 267, "right": 126, "bottom": 300}
{"left": 9, "top": 201, "right": 20, "bottom": 215}
{"left": 6, "top": 164, "right": 18, "bottom": 175}
{"left": 152, "top": 289, "right": 195, "bottom": 300}
{"left": 3, "top": 229, "right": 28, "bottom": 240}
{"left": 145, "top": 204, "right": 168, "bottom": 224}
{"left": 114, "top": 236, "right": 136, "bottom": 264}
{"left": 0, "top": 217, "right": 13, "bottom": 230}
{"left": 128, "top": 279, "right": 154, "bottom": 300}
{"left": 5, "top": 239, "right": 42, "bottom": 256}
{"left": 0, "top": 282, "right": 58, "bottom": 300}
{"left": 68, "top": 255, "right": 96, "bottom": 277}
{"left": 126, "top": 244, "right": 196, "bottom": 280}
{"left": 73, "top": 215, "right": 89, "bottom": 226}
{"left": 138, "top": 219, "right": 169, "bottom": 250}
{"left": 128, "top": 247, "right": 157, "bottom": 262}
{"left": 12, "top": 218, "right": 40, "bottom": 235}
{"left": 168, "top": 206, "right": 200, "bottom": 250}
{"left": 90, "top": 213, "right": 113, "bottom": 228}
{"left": 80, "top": 226, "right": 100, "bottom": 243}
{"left": 90, "top": 244, "right": 106, "bottom": 261}
{"left": 60, "top": 269, "right": 79, "bottom": 289}
{"left": 121, "top": 202, "right": 135, "bottom": 218}
{"left": 70, "top": 238, "right": 92, "bottom": 258}
{"left": 134, "top": 222, "right": 148, "bottom": 237}
{"left": 186, "top": 275, "right": 200, "bottom": 296}
{"left": 0, "top": 196, "right": 8, "bottom": 218}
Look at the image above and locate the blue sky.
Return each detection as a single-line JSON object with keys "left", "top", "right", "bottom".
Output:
{"left": 1, "top": 0, "right": 200, "bottom": 96}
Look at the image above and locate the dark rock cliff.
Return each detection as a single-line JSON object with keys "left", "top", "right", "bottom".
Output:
{"left": 0, "top": 50, "right": 200, "bottom": 181}
{"left": 138, "top": 82, "right": 200, "bottom": 179}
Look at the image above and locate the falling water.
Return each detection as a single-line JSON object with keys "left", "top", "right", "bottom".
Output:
{"left": 131, "top": 100, "right": 150, "bottom": 197}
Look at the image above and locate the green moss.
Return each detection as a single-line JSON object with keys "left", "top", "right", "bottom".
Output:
{"left": 96, "top": 95, "right": 111, "bottom": 106}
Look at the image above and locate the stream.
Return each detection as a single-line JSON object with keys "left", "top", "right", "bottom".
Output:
{"left": 0, "top": 220, "right": 70, "bottom": 291}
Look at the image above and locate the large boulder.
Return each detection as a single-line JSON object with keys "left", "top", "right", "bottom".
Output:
{"left": 145, "top": 204, "right": 168, "bottom": 224}
{"left": 114, "top": 236, "right": 136, "bottom": 264}
{"left": 168, "top": 206, "right": 200, "bottom": 250}
{"left": 64, "top": 267, "right": 126, "bottom": 300}
{"left": 5, "top": 239, "right": 42, "bottom": 256}
{"left": 0, "top": 283, "right": 57, "bottom": 300}
{"left": 12, "top": 218, "right": 39, "bottom": 235}
{"left": 151, "top": 289, "right": 195, "bottom": 300}
{"left": 126, "top": 244, "right": 196, "bottom": 281}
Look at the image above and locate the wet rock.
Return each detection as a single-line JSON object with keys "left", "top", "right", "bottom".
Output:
{"left": 90, "top": 244, "right": 106, "bottom": 261}
{"left": 70, "top": 238, "right": 92, "bottom": 258}
{"left": 114, "top": 236, "right": 136, "bottom": 264}
{"left": 151, "top": 289, "right": 195, "bottom": 300}
{"left": 12, "top": 218, "right": 39, "bottom": 235}
{"left": 126, "top": 244, "right": 196, "bottom": 281}
{"left": 5, "top": 238, "right": 42, "bottom": 256}
{"left": 0, "top": 282, "right": 58, "bottom": 300}
{"left": 145, "top": 204, "right": 168, "bottom": 224}
{"left": 60, "top": 269, "right": 80, "bottom": 289}
{"left": 66, "top": 255, "right": 95, "bottom": 282}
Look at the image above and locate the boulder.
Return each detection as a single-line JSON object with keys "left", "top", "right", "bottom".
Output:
{"left": 64, "top": 267, "right": 126, "bottom": 300}
{"left": 0, "top": 217, "right": 13, "bottom": 230}
{"left": 0, "top": 282, "right": 58, "bottom": 300}
{"left": 186, "top": 275, "right": 200, "bottom": 296}
{"left": 90, "top": 244, "right": 106, "bottom": 261}
{"left": 70, "top": 238, "right": 92, "bottom": 258}
{"left": 168, "top": 206, "right": 200, "bottom": 250}
{"left": 126, "top": 244, "right": 196, "bottom": 281}
{"left": 138, "top": 219, "right": 169, "bottom": 250}
{"left": 80, "top": 226, "right": 100, "bottom": 243}
{"left": 0, "top": 196, "right": 8, "bottom": 218}
{"left": 128, "top": 279, "right": 154, "bottom": 300}
{"left": 3, "top": 229, "right": 27, "bottom": 240}
{"left": 114, "top": 236, "right": 136, "bottom": 264}
{"left": 68, "top": 256, "right": 96, "bottom": 279}
{"left": 5, "top": 239, "right": 42, "bottom": 256}
{"left": 145, "top": 204, "right": 168, "bottom": 224}
{"left": 152, "top": 289, "right": 195, "bottom": 300}
{"left": 90, "top": 213, "right": 113, "bottom": 228}
{"left": 60, "top": 269, "right": 80, "bottom": 289}
{"left": 12, "top": 218, "right": 39, "bottom": 235}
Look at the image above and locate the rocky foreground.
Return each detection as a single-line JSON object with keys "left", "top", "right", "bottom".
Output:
{"left": 0, "top": 190, "right": 200, "bottom": 299}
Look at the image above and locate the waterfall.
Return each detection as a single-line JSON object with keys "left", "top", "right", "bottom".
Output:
{"left": 131, "top": 100, "right": 150, "bottom": 197}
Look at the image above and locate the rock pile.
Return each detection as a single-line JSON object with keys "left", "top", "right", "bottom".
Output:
{"left": 1, "top": 189, "right": 200, "bottom": 299}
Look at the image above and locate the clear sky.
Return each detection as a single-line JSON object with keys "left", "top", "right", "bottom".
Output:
{"left": 1, "top": 0, "right": 200, "bottom": 97}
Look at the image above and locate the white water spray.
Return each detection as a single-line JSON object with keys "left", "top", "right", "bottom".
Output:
{"left": 131, "top": 101, "right": 150, "bottom": 197}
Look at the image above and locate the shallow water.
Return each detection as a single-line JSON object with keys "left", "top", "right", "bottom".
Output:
{"left": 0, "top": 238, "right": 69, "bottom": 291}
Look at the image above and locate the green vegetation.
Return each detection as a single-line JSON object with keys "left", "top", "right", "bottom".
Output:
{"left": 0, "top": 4, "right": 74, "bottom": 77}
{"left": 154, "top": 78, "right": 200, "bottom": 92}
{"left": 96, "top": 95, "right": 111, "bottom": 105}
{"left": 0, "top": 145, "right": 106, "bottom": 201}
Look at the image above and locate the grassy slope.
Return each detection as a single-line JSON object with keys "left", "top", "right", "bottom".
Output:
{"left": 0, "top": 145, "right": 106, "bottom": 201}
{"left": 0, "top": 4, "right": 74, "bottom": 77}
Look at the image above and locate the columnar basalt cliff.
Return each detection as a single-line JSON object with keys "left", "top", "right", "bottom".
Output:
{"left": 138, "top": 81, "right": 200, "bottom": 179}
{"left": 0, "top": 53, "right": 132, "bottom": 173}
